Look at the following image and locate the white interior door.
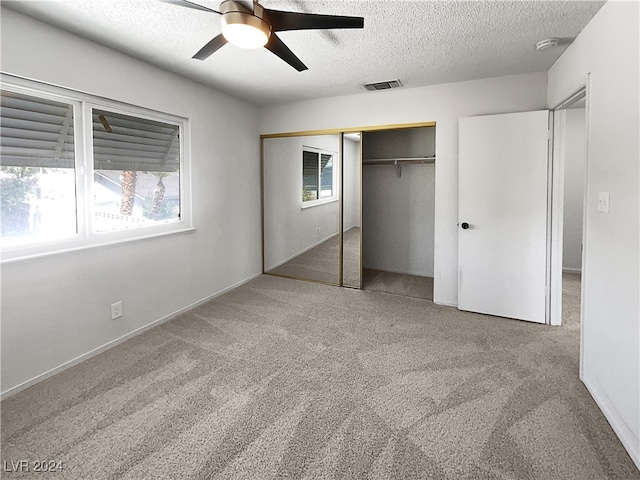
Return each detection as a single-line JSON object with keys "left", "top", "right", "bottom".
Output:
{"left": 458, "top": 110, "right": 549, "bottom": 323}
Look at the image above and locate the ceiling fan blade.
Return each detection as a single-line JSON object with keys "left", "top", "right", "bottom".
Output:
{"left": 264, "top": 33, "right": 308, "bottom": 72}
{"left": 193, "top": 34, "right": 228, "bottom": 60}
{"left": 158, "top": 0, "right": 221, "bottom": 14}
{"left": 264, "top": 9, "right": 364, "bottom": 32}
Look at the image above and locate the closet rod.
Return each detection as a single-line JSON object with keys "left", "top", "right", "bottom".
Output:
{"left": 362, "top": 156, "right": 435, "bottom": 164}
{"left": 362, "top": 156, "right": 435, "bottom": 178}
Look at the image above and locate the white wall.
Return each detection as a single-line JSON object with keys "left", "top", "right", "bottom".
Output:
{"left": 260, "top": 72, "right": 548, "bottom": 306}
{"left": 263, "top": 135, "right": 340, "bottom": 270}
{"left": 0, "top": 9, "right": 262, "bottom": 395}
{"left": 343, "top": 137, "right": 361, "bottom": 231}
{"left": 362, "top": 127, "right": 435, "bottom": 277}
{"left": 548, "top": 1, "right": 639, "bottom": 468}
{"left": 562, "top": 108, "right": 586, "bottom": 272}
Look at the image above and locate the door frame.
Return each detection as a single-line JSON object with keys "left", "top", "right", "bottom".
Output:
{"left": 548, "top": 78, "right": 590, "bottom": 373}
{"left": 261, "top": 121, "right": 436, "bottom": 290}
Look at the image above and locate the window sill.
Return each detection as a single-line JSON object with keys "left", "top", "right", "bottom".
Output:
{"left": 301, "top": 198, "right": 339, "bottom": 210}
{"left": 1, "top": 227, "right": 196, "bottom": 265}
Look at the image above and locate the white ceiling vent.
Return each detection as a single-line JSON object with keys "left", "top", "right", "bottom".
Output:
{"left": 363, "top": 79, "right": 403, "bottom": 91}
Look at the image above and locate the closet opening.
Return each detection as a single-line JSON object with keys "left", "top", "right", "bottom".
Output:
{"left": 361, "top": 126, "right": 436, "bottom": 300}
{"left": 261, "top": 121, "right": 436, "bottom": 297}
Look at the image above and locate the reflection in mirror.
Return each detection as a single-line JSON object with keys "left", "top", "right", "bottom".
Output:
{"left": 342, "top": 133, "right": 361, "bottom": 288}
{"left": 263, "top": 134, "right": 341, "bottom": 285}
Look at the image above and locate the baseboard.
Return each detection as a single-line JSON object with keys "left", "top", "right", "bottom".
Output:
{"left": 562, "top": 267, "right": 582, "bottom": 274}
{"left": 0, "top": 272, "right": 263, "bottom": 400}
{"left": 266, "top": 231, "right": 339, "bottom": 270}
{"left": 582, "top": 373, "right": 640, "bottom": 471}
{"left": 362, "top": 265, "right": 434, "bottom": 278}
{"left": 434, "top": 300, "right": 458, "bottom": 308}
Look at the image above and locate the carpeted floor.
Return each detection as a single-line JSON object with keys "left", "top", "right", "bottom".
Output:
{"left": 342, "top": 227, "right": 361, "bottom": 288}
{"left": 562, "top": 272, "right": 581, "bottom": 331}
{"left": 267, "top": 228, "right": 361, "bottom": 287}
{"left": 1, "top": 274, "right": 638, "bottom": 479}
{"left": 363, "top": 269, "right": 434, "bottom": 301}
{"left": 267, "top": 234, "right": 341, "bottom": 285}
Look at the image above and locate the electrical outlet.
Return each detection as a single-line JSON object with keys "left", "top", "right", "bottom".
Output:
{"left": 598, "top": 192, "right": 610, "bottom": 213}
{"left": 111, "top": 301, "right": 123, "bottom": 320}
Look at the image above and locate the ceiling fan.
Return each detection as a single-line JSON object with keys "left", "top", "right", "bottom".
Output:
{"left": 161, "top": 0, "right": 364, "bottom": 71}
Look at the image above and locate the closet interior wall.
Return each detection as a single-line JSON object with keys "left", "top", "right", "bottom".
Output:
{"left": 362, "top": 127, "right": 436, "bottom": 280}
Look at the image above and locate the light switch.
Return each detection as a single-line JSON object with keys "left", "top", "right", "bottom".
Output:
{"left": 598, "top": 192, "right": 610, "bottom": 213}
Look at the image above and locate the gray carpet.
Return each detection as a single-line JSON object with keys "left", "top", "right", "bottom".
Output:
{"left": 267, "top": 228, "right": 361, "bottom": 287}
{"left": 2, "top": 275, "right": 638, "bottom": 479}
{"left": 363, "top": 269, "right": 434, "bottom": 301}
{"left": 342, "top": 227, "right": 361, "bottom": 288}
{"left": 562, "top": 272, "right": 581, "bottom": 331}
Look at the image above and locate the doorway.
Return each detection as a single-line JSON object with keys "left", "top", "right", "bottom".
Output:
{"left": 550, "top": 87, "right": 588, "bottom": 330}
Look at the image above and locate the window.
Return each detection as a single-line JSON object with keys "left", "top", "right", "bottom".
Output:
{"left": 92, "top": 108, "right": 181, "bottom": 232}
{"left": 0, "top": 76, "right": 191, "bottom": 261}
{"left": 302, "top": 148, "right": 336, "bottom": 205}
{"left": 1, "top": 90, "right": 78, "bottom": 242}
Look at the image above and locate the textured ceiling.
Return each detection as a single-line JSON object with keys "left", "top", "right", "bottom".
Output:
{"left": 3, "top": 0, "right": 605, "bottom": 106}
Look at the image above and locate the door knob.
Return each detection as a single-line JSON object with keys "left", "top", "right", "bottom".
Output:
{"left": 461, "top": 222, "right": 470, "bottom": 229}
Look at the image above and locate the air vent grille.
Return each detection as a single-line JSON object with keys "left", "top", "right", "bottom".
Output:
{"left": 363, "top": 79, "right": 403, "bottom": 91}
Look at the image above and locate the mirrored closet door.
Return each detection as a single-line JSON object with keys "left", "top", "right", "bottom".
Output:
{"left": 263, "top": 134, "right": 341, "bottom": 285}
{"left": 262, "top": 122, "right": 435, "bottom": 295}
{"left": 342, "top": 132, "right": 362, "bottom": 288}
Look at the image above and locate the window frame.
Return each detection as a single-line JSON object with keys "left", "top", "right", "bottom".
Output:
{"left": 301, "top": 146, "right": 338, "bottom": 209}
{"left": 0, "top": 74, "right": 193, "bottom": 263}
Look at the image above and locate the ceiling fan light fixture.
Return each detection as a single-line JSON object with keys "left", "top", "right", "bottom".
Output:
{"left": 221, "top": 12, "right": 271, "bottom": 49}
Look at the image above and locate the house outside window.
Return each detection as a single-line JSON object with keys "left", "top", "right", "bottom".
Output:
{"left": 0, "top": 76, "right": 192, "bottom": 261}
{"left": 0, "top": 90, "right": 78, "bottom": 242}
{"left": 91, "top": 108, "right": 181, "bottom": 232}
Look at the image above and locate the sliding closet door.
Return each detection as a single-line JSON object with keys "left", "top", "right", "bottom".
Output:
{"left": 263, "top": 134, "right": 341, "bottom": 285}
{"left": 342, "top": 133, "right": 362, "bottom": 288}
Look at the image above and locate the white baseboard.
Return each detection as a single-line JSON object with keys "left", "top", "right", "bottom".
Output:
{"left": 582, "top": 373, "right": 640, "bottom": 471}
{"left": 434, "top": 300, "right": 458, "bottom": 308}
{"left": 562, "top": 267, "right": 582, "bottom": 274}
{"left": 0, "top": 272, "right": 263, "bottom": 400}
{"left": 362, "top": 264, "right": 434, "bottom": 278}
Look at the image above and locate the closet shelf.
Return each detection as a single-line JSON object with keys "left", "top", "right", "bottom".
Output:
{"left": 362, "top": 156, "right": 435, "bottom": 178}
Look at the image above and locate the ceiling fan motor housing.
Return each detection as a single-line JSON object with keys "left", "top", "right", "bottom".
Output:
{"left": 220, "top": 0, "right": 272, "bottom": 48}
